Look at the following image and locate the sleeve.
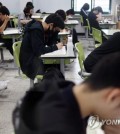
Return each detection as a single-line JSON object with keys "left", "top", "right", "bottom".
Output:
{"left": 30, "top": 29, "right": 58, "bottom": 57}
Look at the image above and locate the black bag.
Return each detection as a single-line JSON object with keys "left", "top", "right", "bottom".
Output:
{"left": 42, "top": 67, "right": 65, "bottom": 81}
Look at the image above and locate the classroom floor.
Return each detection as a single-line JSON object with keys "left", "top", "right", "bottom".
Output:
{"left": 0, "top": 37, "right": 104, "bottom": 134}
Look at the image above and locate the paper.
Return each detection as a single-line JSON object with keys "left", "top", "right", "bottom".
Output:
{"left": 41, "top": 46, "right": 66, "bottom": 57}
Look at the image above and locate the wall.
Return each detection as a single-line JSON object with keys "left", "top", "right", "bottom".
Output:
{"left": 0, "top": 0, "right": 20, "bottom": 14}
{"left": 33, "top": 0, "right": 71, "bottom": 13}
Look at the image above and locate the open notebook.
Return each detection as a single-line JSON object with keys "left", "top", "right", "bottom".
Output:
{"left": 41, "top": 46, "right": 66, "bottom": 57}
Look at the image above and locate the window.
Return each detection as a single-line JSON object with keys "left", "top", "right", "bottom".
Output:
{"left": 72, "top": 0, "right": 111, "bottom": 13}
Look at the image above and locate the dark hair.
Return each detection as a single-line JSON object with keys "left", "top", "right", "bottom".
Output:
{"left": 66, "top": 9, "right": 75, "bottom": 16}
{"left": 23, "top": 6, "right": 33, "bottom": 15}
{"left": 84, "top": 52, "right": 120, "bottom": 90}
{"left": 26, "top": 2, "right": 34, "bottom": 8}
{"left": 82, "top": 3, "right": 90, "bottom": 10}
{"left": 0, "top": 2, "right": 3, "bottom": 7}
{"left": 55, "top": 9, "right": 66, "bottom": 21}
{"left": 96, "top": 6, "right": 103, "bottom": 13}
{"left": 0, "top": 6, "right": 10, "bottom": 15}
{"left": 45, "top": 13, "right": 65, "bottom": 29}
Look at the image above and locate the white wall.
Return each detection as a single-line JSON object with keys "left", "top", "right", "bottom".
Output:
{"left": 33, "top": 0, "right": 71, "bottom": 13}
{"left": 0, "top": 0, "right": 20, "bottom": 14}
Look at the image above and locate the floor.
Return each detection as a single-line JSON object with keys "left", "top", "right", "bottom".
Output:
{"left": 0, "top": 37, "right": 104, "bottom": 134}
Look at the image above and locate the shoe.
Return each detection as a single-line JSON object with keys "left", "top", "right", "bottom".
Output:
{"left": 0, "top": 81, "right": 8, "bottom": 91}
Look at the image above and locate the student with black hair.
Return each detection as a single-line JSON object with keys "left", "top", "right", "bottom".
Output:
{"left": 0, "top": 6, "right": 13, "bottom": 55}
{"left": 13, "top": 52, "right": 120, "bottom": 134}
{"left": 19, "top": 6, "right": 33, "bottom": 26}
{"left": 66, "top": 9, "right": 75, "bottom": 16}
{"left": 19, "top": 14, "right": 65, "bottom": 80}
{"left": 26, "top": 1, "right": 34, "bottom": 8}
{"left": 84, "top": 32, "right": 120, "bottom": 73}
{"left": 80, "top": 3, "right": 89, "bottom": 26}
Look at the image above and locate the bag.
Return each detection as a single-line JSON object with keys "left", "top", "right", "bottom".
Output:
{"left": 42, "top": 67, "right": 65, "bottom": 81}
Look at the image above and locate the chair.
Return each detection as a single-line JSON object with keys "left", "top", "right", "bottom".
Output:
{"left": 75, "top": 42, "right": 91, "bottom": 79}
{"left": 0, "top": 43, "right": 5, "bottom": 61}
{"left": 92, "top": 27, "right": 102, "bottom": 48}
{"left": 13, "top": 18, "right": 18, "bottom": 28}
{"left": 12, "top": 41, "right": 43, "bottom": 87}
{"left": 80, "top": 15, "right": 89, "bottom": 39}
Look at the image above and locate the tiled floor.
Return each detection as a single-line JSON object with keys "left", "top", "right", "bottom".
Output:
{"left": 0, "top": 37, "right": 104, "bottom": 134}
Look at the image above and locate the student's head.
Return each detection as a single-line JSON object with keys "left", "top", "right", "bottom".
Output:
{"left": 82, "top": 3, "right": 89, "bottom": 11}
{"left": 23, "top": 6, "right": 33, "bottom": 17}
{"left": 96, "top": 6, "right": 103, "bottom": 14}
{"left": 45, "top": 13, "right": 65, "bottom": 32}
{"left": 92, "top": 7, "right": 99, "bottom": 15}
{"left": 55, "top": 9, "right": 66, "bottom": 21}
{"left": 66, "top": 9, "right": 75, "bottom": 16}
{"left": 0, "top": 6, "right": 10, "bottom": 21}
{"left": 26, "top": 1, "right": 34, "bottom": 8}
{"left": 84, "top": 52, "right": 120, "bottom": 119}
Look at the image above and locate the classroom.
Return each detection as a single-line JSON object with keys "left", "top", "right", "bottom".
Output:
{"left": 0, "top": 0, "right": 120, "bottom": 134}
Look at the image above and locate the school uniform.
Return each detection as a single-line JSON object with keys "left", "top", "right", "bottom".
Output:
{"left": 80, "top": 9, "right": 88, "bottom": 26}
{"left": 84, "top": 32, "right": 120, "bottom": 73}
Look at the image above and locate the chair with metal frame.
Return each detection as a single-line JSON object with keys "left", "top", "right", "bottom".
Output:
{"left": 75, "top": 42, "right": 91, "bottom": 79}
{"left": 12, "top": 41, "right": 43, "bottom": 88}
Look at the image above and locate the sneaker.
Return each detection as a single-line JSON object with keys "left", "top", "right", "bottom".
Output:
{"left": 0, "top": 81, "right": 8, "bottom": 91}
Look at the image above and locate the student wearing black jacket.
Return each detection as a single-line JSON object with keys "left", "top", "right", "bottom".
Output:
{"left": 13, "top": 53, "right": 120, "bottom": 134}
{"left": 19, "top": 14, "right": 65, "bottom": 79}
{"left": 80, "top": 3, "right": 89, "bottom": 26}
{"left": 84, "top": 32, "right": 120, "bottom": 73}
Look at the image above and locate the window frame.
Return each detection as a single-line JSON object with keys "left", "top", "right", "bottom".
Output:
{"left": 71, "top": 0, "right": 112, "bottom": 14}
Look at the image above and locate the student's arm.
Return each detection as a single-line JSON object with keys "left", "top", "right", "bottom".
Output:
{"left": 0, "top": 15, "right": 10, "bottom": 33}
{"left": 30, "top": 29, "right": 59, "bottom": 57}
{"left": 96, "top": 13, "right": 102, "bottom": 21}
{"left": 20, "top": 19, "right": 32, "bottom": 25}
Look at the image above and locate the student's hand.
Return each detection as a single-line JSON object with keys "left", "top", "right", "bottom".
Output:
{"left": 102, "top": 124, "right": 120, "bottom": 134}
{"left": 56, "top": 42, "right": 63, "bottom": 49}
{"left": 5, "top": 15, "right": 10, "bottom": 22}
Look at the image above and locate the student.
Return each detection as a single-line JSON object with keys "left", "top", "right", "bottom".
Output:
{"left": 43, "top": 9, "right": 67, "bottom": 46}
{"left": 88, "top": 7, "right": 104, "bottom": 32}
{"left": 19, "top": 6, "right": 33, "bottom": 26}
{"left": 13, "top": 52, "right": 120, "bottom": 134}
{"left": 80, "top": 3, "right": 89, "bottom": 26}
{"left": 66, "top": 9, "right": 75, "bottom": 16}
{"left": 84, "top": 32, "right": 120, "bottom": 73}
{"left": 0, "top": 6, "right": 13, "bottom": 55}
{"left": 19, "top": 14, "right": 65, "bottom": 80}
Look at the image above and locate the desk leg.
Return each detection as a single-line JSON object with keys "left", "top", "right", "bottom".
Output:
{"left": 60, "top": 59, "right": 64, "bottom": 75}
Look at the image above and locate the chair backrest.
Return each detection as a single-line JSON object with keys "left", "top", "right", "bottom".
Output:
{"left": 92, "top": 27, "right": 102, "bottom": 44}
{"left": 75, "top": 42, "right": 85, "bottom": 72}
{"left": 86, "top": 19, "right": 92, "bottom": 35}
{"left": 80, "top": 15, "right": 83, "bottom": 26}
{"left": 12, "top": 41, "right": 22, "bottom": 68}
{"left": 13, "top": 18, "right": 18, "bottom": 28}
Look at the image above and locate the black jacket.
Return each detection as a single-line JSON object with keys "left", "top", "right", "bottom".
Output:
{"left": 13, "top": 80, "right": 88, "bottom": 134}
{"left": 19, "top": 19, "right": 58, "bottom": 79}
{"left": 84, "top": 32, "right": 120, "bottom": 73}
{"left": 80, "top": 9, "right": 88, "bottom": 26}
{"left": 88, "top": 12, "right": 101, "bottom": 33}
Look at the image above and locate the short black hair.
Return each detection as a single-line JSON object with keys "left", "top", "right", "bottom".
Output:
{"left": 26, "top": 2, "right": 34, "bottom": 8}
{"left": 96, "top": 6, "right": 103, "bottom": 13}
{"left": 82, "top": 3, "right": 90, "bottom": 10}
{"left": 66, "top": 9, "right": 75, "bottom": 16}
{"left": 55, "top": 9, "right": 66, "bottom": 21}
{"left": 23, "top": 6, "right": 33, "bottom": 14}
{"left": 0, "top": 6, "right": 10, "bottom": 15}
{"left": 84, "top": 52, "right": 120, "bottom": 90}
{"left": 45, "top": 13, "right": 65, "bottom": 29}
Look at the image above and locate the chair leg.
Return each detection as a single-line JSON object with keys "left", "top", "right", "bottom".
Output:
{"left": 0, "top": 48, "right": 4, "bottom": 61}
{"left": 30, "top": 79, "right": 34, "bottom": 88}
